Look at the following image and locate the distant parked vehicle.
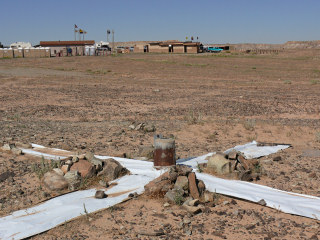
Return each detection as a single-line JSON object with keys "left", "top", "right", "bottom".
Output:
{"left": 207, "top": 47, "right": 223, "bottom": 53}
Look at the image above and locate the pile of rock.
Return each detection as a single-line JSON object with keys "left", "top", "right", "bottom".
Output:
{"left": 43, "top": 153, "right": 129, "bottom": 192}
{"left": 144, "top": 165, "right": 215, "bottom": 214}
{"left": 203, "top": 150, "right": 261, "bottom": 181}
{"left": 0, "top": 143, "right": 28, "bottom": 155}
{"left": 128, "top": 122, "right": 156, "bottom": 133}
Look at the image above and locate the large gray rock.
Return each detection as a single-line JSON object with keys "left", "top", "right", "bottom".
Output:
{"left": 64, "top": 171, "right": 82, "bottom": 190}
{"left": 164, "top": 188, "right": 184, "bottom": 204}
{"left": 85, "top": 152, "right": 103, "bottom": 171}
{"left": 207, "top": 154, "right": 231, "bottom": 174}
{"left": 98, "top": 158, "right": 128, "bottom": 182}
{"left": 43, "top": 171, "right": 68, "bottom": 191}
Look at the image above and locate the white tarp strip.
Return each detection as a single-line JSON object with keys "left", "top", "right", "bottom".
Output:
{"left": 21, "top": 148, "right": 68, "bottom": 160}
{"left": 224, "top": 140, "right": 290, "bottom": 159}
{"left": 0, "top": 175, "right": 155, "bottom": 240}
{"left": 195, "top": 172, "right": 320, "bottom": 220}
{"left": 0, "top": 141, "right": 314, "bottom": 240}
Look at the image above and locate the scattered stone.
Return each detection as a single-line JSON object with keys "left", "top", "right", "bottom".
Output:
{"left": 128, "top": 124, "right": 135, "bottom": 130}
{"left": 197, "top": 180, "right": 205, "bottom": 195}
{"left": 258, "top": 199, "right": 267, "bottom": 206}
{"left": 143, "top": 123, "right": 156, "bottom": 133}
{"left": 15, "top": 142, "right": 32, "bottom": 149}
{"left": 183, "top": 205, "right": 202, "bottom": 214}
{"left": 262, "top": 159, "right": 273, "bottom": 165}
{"left": 72, "top": 156, "right": 79, "bottom": 163}
{"left": 65, "top": 160, "right": 73, "bottom": 165}
{"left": 189, "top": 199, "right": 199, "bottom": 206}
{"left": 43, "top": 171, "right": 68, "bottom": 191}
{"left": 174, "top": 176, "right": 189, "bottom": 191}
{"left": 223, "top": 201, "right": 229, "bottom": 205}
{"left": 0, "top": 171, "right": 15, "bottom": 183}
{"left": 70, "top": 160, "right": 95, "bottom": 178}
{"left": 99, "top": 180, "right": 109, "bottom": 188}
{"left": 309, "top": 172, "right": 317, "bottom": 179}
{"left": 11, "top": 147, "right": 22, "bottom": 155}
{"left": 239, "top": 170, "right": 253, "bottom": 181}
{"left": 1, "top": 143, "right": 14, "bottom": 151}
{"left": 183, "top": 218, "right": 191, "bottom": 224}
{"left": 52, "top": 168, "right": 64, "bottom": 176}
{"left": 95, "top": 190, "right": 107, "bottom": 199}
{"left": 138, "top": 230, "right": 165, "bottom": 236}
{"left": 202, "top": 191, "right": 214, "bottom": 203}
{"left": 164, "top": 188, "right": 184, "bottom": 204}
{"left": 145, "top": 177, "right": 172, "bottom": 196}
{"left": 176, "top": 165, "right": 192, "bottom": 176}
{"left": 228, "top": 150, "right": 238, "bottom": 160}
{"left": 207, "top": 154, "right": 231, "bottom": 174}
{"left": 188, "top": 172, "right": 200, "bottom": 199}
{"left": 128, "top": 192, "right": 138, "bottom": 198}
{"left": 237, "top": 155, "right": 250, "bottom": 170}
{"left": 64, "top": 171, "right": 82, "bottom": 190}
{"left": 273, "top": 156, "right": 282, "bottom": 161}
{"left": 85, "top": 152, "right": 103, "bottom": 171}
{"left": 163, "top": 202, "right": 170, "bottom": 207}
{"left": 61, "top": 164, "right": 70, "bottom": 174}
{"left": 97, "top": 158, "right": 128, "bottom": 182}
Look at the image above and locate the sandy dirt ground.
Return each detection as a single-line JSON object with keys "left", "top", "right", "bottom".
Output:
{"left": 0, "top": 50, "right": 320, "bottom": 239}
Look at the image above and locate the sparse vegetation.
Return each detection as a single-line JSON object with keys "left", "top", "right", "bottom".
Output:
{"left": 283, "top": 80, "right": 292, "bottom": 84}
{"left": 310, "top": 79, "right": 319, "bottom": 85}
{"left": 31, "top": 157, "right": 60, "bottom": 179}
{"left": 174, "top": 191, "right": 184, "bottom": 205}
{"left": 315, "top": 132, "right": 320, "bottom": 143}
{"left": 197, "top": 162, "right": 203, "bottom": 173}
{"left": 185, "top": 109, "right": 203, "bottom": 124}
{"left": 243, "top": 119, "right": 256, "bottom": 131}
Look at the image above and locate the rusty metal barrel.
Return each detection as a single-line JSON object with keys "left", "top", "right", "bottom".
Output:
{"left": 154, "top": 136, "right": 176, "bottom": 167}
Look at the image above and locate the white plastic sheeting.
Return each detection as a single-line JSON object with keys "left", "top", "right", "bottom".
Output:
{"left": 2, "top": 141, "right": 318, "bottom": 240}
{"left": 0, "top": 175, "right": 155, "bottom": 240}
{"left": 181, "top": 154, "right": 320, "bottom": 220}
{"left": 224, "top": 140, "right": 290, "bottom": 159}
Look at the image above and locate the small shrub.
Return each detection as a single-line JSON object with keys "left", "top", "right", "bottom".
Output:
{"left": 174, "top": 192, "right": 184, "bottom": 205}
{"left": 315, "top": 132, "right": 320, "bottom": 143}
{"left": 31, "top": 157, "right": 60, "bottom": 179}
{"left": 283, "top": 80, "right": 292, "bottom": 84}
{"left": 310, "top": 79, "right": 319, "bottom": 85}
{"left": 185, "top": 109, "right": 203, "bottom": 124}
{"left": 243, "top": 119, "right": 256, "bottom": 131}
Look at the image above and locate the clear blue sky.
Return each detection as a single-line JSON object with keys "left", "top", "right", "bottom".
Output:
{"left": 1, "top": 0, "right": 319, "bottom": 46}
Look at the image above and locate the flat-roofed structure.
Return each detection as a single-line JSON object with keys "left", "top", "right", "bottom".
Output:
{"left": 40, "top": 40, "right": 95, "bottom": 56}
{"left": 135, "top": 41, "right": 201, "bottom": 54}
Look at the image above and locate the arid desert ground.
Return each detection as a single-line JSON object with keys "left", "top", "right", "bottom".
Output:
{"left": 1, "top": 49, "right": 320, "bottom": 239}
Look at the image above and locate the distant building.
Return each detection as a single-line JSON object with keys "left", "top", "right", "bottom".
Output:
{"left": 134, "top": 41, "right": 202, "bottom": 54}
{"left": 10, "top": 42, "right": 32, "bottom": 49}
{"left": 39, "top": 40, "right": 95, "bottom": 57}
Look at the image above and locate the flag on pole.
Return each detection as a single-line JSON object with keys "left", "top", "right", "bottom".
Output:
{"left": 74, "top": 24, "right": 78, "bottom": 28}
{"left": 79, "top": 29, "right": 84, "bottom": 34}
